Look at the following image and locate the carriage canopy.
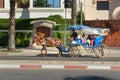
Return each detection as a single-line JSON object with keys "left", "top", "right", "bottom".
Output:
{"left": 69, "top": 25, "right": 110, "bottom": 36}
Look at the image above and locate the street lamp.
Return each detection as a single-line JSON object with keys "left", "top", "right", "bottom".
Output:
{"left": 64, "top": 9, "right": 67, "bottom": 47}
{"left": 63, "top": 0, "right": 72, "bottom": 46}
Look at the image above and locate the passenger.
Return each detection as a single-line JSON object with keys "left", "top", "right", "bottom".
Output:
{"left": 90, "top": 34, "right": 96, "bottom": 46}
{"left": 81, "top": 33, "right": 86, "bottom": 43}
{"left": 86, "top": 34, "right": 91, "bottom": 46}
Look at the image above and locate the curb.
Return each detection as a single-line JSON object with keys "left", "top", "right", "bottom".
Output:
{"left": 0, "top": 64, "right": 120, "bottom": 70}
{"left": 0, "top": 60, "right": 120, "bottom": 70}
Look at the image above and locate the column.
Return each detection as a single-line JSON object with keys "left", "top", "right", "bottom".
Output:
{"left": 4, "top": 0, "right": 10, "bottom": 9}
{"left": 61, "top": 0, "right": 64, "bottom": 8}
{"left": 29, "top": 0, "right": 33, "bottom": 8}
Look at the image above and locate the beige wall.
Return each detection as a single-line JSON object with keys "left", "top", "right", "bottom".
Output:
{"left": 83, "top": 0, "right": 109, "bottom": 20}
{"left": 82, "top": 0, "right": 120, "bottom": 20}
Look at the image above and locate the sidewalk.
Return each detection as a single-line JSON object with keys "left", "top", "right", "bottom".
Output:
{"left": 0, "top": 47, "right": 120, "bottom": 70}
{"left": 0, "top": 47, "right": 120, "bottom": 57}
{"left": 0, "top": 47, "right": 58, "bottom": 56}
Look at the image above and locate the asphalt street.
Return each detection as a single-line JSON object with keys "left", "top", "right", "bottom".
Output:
{"left": 0, "top": 56, "right": 120, "bottom": 62}
{"left": 0, "top": 69, "right": 119, "bottom": 80}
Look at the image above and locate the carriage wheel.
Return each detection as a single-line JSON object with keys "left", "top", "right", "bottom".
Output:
{"left": 85, "top": 48, "right": 94, "bottom": 53}
{"left": 69, "top": 46, "right": 80, "bottom": 57}
{"left": 93, "top": 46, "right": 102, "bottom": 58}
{"left": 93, "top": 44, "right": 110, "bottom": 58}
{"left": 69, "top": 47, "right": 74, "bottom": 57}
{"left": 100, "top": 44, "right": 110, "bottom": 57}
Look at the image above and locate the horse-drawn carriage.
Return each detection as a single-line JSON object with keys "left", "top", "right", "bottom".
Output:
{"left": 59, "top": 25, "right": 110, "bottom": 58}
{"left": 32, "top": 25, "right": 110, "bottom": 58}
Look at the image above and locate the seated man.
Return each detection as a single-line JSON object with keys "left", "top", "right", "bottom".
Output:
{"left": 70, "top": 29, "right": 78, "bottom": 41}
{"left": 86, "top": 34, "right": 91, "bottom": 46}
{"left": 86, "top": 34, "right": 96, "bottom": 46}
{"left": 70, "top": 29, "right": 78, "bottom": 45}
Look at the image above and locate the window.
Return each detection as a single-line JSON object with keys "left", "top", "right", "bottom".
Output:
{"left": 0, "top": 0, "right": 4, "bottom": 8}
{"left": 17, "top": 0, "right": 29, "bottom": 8}
{"left": 97, "top": 1, "right": 109, "bottom": 10}
{"left": 33, "top": 0, "right": 60, "bottom": 8}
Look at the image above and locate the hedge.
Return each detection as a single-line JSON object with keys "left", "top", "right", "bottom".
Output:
{"left": 0, "top": 17, "right": 71, "bottom": 47}
{"left": 0, "top": 18, "right": 71, "bottom": 30}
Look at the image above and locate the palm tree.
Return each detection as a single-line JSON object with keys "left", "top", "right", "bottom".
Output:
{"left": 71, "top": 0, "right": 77, "bottom": 25}
{"left": 8, "top": 0, "right": 28, "bottom": 51}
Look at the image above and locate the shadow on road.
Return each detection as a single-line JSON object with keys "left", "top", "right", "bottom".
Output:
{"left": 35, "top": 54, "right": 97, "bottom": 58}
{"left": 64, "top": 76, "right": 113, "bottom": 80}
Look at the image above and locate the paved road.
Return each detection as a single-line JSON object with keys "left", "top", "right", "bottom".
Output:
{"left": 0, "top": 56, "right": 120, "bottom": 62}
{"left": 0, "top": 69, "right": 119, "bottom": 80}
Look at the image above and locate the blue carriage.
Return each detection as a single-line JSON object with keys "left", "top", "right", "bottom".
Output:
{"left": 65, "top": 25, "right": 110, "bottom": 58}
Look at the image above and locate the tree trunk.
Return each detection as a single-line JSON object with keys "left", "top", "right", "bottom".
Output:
{"left": 71, "top": 0, "right": 77, "bottom": 25}
{"left": 8, "top": 0, "right": 16, "bottom": 51}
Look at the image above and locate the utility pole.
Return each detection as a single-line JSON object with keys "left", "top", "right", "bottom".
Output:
{"left": 64, "top": 8, "right": 67, "bottom": 46}
{"left": 64, "top": 0, "right": 68, "bottom": 47}
{"left": 64, "top": 0, "right": 71, "bottom": 46}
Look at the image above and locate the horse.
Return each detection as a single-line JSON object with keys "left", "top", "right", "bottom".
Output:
{"left": 32, "top": 34, "right": 63, "bottom": 57}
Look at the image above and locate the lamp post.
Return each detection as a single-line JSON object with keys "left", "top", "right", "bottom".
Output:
{"left": 64, "top": 0, "right": 71, "bottom": 46}
{"left": 64, "top": 1, "right": 67, "bottom": 47}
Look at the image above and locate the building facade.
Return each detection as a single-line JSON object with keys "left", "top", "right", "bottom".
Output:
{"left": 83, "top": 0, "right": 120, "bottom": 20}
{"left": 0, "top": 0, "right": 120, "bottom": 20}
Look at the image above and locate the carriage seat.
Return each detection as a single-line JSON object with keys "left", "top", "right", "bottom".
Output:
{"left": 94, "top": 36, "right": 104, "bottom": 46}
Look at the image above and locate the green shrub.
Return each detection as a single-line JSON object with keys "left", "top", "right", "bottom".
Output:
{"left": 0, "top": 19, "right": 9, "bottom": 30}
{"left": 47, "top": 14, "right": 71, "bottom": 30}
{"left": 48, "top": 14, "right": 63, "bottom": 19}
{"left": 15, "top": 32, "right": 31, "bottom": 47}
{"left": 0, "top": 17, "right": 72, "bottom": 47}
{"left": 77, "top": 11, "right": 85, "bottom": 25}
{"left": 0, "top": 32, "right": 8, "bottom": 46}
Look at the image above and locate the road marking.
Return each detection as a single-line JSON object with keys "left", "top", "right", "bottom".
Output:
{"left": 0, "top": 64, "right": 20, "bottom": 68}
{"left": 88, "top": 65, "right": 111, "bottom": 69}
{"left": 42, "top": 65, "right": 64, "bottom": 69}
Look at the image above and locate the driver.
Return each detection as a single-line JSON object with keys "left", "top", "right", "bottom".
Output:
{"left": 70, "top": 29, "right": 78, "bottom": 45}
{"left": 70, "top": 29, "right": 78, "bottom": 41}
